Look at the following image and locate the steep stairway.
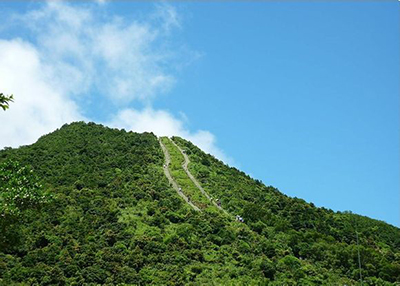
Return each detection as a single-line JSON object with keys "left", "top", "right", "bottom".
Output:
{"left": 159, "top": 137, "right": 200, "bottom": 211}
{"left": 170, "top": 139, "right": 230, "bottom": 216}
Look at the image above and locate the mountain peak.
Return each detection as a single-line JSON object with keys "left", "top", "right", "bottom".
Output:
{"left": 0, "top": 122, "right": 399, "bottom": 284}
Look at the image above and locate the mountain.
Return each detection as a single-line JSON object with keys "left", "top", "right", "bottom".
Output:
{"left": 0, "top": 122, "right": 399, "bottom": 285}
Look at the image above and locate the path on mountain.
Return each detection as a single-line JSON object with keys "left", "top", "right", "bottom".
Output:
{"left": 159, "top": 138, "right": 200, "bottom": 212}
{"left": 170, "top": 139, "right": 230, "bottom": 216}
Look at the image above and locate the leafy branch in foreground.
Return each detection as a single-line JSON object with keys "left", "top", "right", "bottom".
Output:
{"left": 0, "top": 93, "right": 14, "bottom": 111}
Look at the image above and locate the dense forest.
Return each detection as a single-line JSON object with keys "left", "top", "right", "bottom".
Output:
{"left": 0, "top": 122, "right": 399, "bottom": 285}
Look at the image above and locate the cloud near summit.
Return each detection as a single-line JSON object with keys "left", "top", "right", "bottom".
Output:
{"left": 108, "top": 108, "right": 230, "bottom": 163}
{"left": 0, "top": 1, "right": 229, "bottom": 163}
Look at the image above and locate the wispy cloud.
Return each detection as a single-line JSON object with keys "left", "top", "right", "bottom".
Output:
{"left": 0, "top": 1, "right": 229, "bottom": 163}
{"left": 21, "top": 1, "right": 178, "bottom": 103}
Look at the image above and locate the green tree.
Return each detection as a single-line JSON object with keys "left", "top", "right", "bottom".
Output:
{"left": 0, "top": 93, "right": 14, "bottom": 111}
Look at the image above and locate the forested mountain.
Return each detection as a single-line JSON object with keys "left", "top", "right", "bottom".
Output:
{"left": 0, "top": 122, "right": 399, "bottom": 285}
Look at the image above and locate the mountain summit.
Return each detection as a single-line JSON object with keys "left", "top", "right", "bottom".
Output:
{"left": 0, "top": 122, "right": 399, "bottom": 285}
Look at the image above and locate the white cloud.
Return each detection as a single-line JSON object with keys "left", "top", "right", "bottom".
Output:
{"left": 93, "top": 20, "right": 175, "bottom": 103}
{"left": 107, "top": 108, "right": 232, "bottom": 164}
{"left": 153, "top": 3, "right": 182, "bottom": 34}
{"left": 95, "top": 0, "right": 107, "bottom": 5}
{"left": 21, "top": 1, "right": 178, "bottom": 104}
{"left": 0, "top": 1, "right": 230, "bottom": 164}
{"left": 0, "top": 39, "right": 83, "bottom": 148}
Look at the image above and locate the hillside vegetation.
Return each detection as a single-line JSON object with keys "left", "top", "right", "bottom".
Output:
{"left": 0, "top": 122, "right": 399, "bottom": 285}
{"left": 173, "top": 136, "right": 400, "bottom": 285}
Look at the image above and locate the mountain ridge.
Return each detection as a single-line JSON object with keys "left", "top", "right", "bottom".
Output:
{"left": 0, "top": 121, "right": 399, "bottom": 285}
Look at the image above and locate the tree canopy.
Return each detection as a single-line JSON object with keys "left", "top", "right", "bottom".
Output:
{"left": 0, "top": 122, "right": 398, "bottom": 285}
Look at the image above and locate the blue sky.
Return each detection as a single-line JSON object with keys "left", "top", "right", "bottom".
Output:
{"left": 0, "top": 1, "right": 398, "bottom": 227}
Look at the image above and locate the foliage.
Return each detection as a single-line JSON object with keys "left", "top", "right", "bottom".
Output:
{"left": 172, "top": 136, "right": 400, "bottom": 284}
{"left": 0, "top": 160, "right": 50, "bottom": 219}
{"left": 0, "top": 93, "right": 13, "bottom": 111}
{"left": 0, "top": 122, "right": 398, "bottom": 284}
{"left": 160, "top": 137, "right": 215, "bottom": 211}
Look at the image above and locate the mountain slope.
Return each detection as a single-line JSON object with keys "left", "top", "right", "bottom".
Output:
{"left": 172, "top": 136, "right": 400, "bottom": 284}
{"left": 0, "top": 122, "right": 398, "bottom": 285}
